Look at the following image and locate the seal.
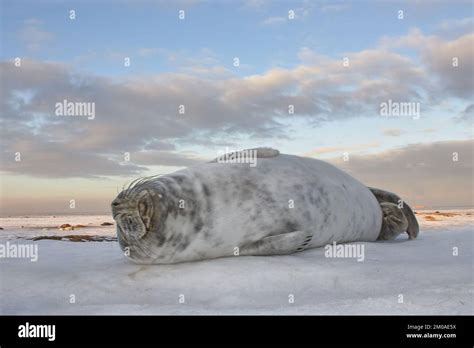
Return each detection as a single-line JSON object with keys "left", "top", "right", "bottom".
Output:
{"left": 111, "top": 148, "right": 419, "bottom": 264}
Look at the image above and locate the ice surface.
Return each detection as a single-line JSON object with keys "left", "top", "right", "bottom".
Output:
{"left": 0, "top": 211, "right": 472, "bottom": 314}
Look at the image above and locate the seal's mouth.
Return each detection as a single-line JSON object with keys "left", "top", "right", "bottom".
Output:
{"left": 114, "top": 212, "right": 148, "bottom": 239}
{"left": 111, "top": 190, "right": 154, "bottom": 240}
{"left": 115, "top": 218, "right": 152, "bottom": 263}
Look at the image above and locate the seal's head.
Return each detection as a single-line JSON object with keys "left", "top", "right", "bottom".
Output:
{"left": 111, "top": 177, "right": 168, "bottom": 263}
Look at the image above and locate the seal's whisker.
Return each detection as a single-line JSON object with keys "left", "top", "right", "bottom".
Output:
{"left": 122, "top": 174, "right": 165, "bottom": 200}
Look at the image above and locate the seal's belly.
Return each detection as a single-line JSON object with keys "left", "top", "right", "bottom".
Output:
{"left": 187, "top": 154, "right": 382, "bottom": 253}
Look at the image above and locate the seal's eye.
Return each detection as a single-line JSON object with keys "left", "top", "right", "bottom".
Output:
{"left": 138, "top": 191, "right": 154, "bottom": 231}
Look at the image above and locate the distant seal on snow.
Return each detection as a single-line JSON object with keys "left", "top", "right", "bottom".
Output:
{"left": 111, "top": 148, "right": 419, "bottom": 264}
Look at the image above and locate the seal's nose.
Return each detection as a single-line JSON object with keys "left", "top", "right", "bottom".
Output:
{"left": 111, "top": 199, "right": 122, "bottom": 219}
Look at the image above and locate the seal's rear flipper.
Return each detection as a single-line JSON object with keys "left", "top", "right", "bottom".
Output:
{"left": 369, "top": 187, "right": 419, "bottom": 240}
{"left": 239, "top": 230, "right": 313, "bottom": 256}
{"left": 378, "top": 202, "right": 409, "bottom": 240}
{"left": 209, "top": 147, "right": 279, "bottom": 163}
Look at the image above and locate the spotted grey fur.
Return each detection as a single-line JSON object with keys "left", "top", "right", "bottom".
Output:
{"left": 111, "top": 148, "right": 419, "bottom": 264}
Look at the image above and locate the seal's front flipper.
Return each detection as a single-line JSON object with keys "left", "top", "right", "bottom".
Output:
{"left": 239, "top": 230, "right": 313, "bottom": 256}
{"left": 209, "top": 147, "right": 279, "bottom": 163}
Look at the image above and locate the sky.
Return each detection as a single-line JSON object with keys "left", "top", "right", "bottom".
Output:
{"left": 0, "top": 0, "right": 473, "bottom": 215}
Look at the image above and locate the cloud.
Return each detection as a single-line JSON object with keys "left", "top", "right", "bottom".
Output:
{"left": 422, "top": 33, "right": 474, "bottom": 99}
{"left": 261, "top": 16, "right": 286, "bottom": 25}
{"left": 0, "top": 59, "right": 288, "bottom": 178}
{"left": 327, "top": 139, "right": 474, "bottom": 208}
{"left": 16, "top": 19, "right": 54, "bottom": 51}
{"left": 261, "top": 1, "right": 316, "bottom": 24}
{"left": 297, "top": 47, "right": 333, "bottom": 65}
{"left": 320, "top": 3, "right": 350, "bottom": 13}
{"left": 242, "top": 0, "right": 268, "bottom": 9}
{"left": 438, "top": 16, "right": 474, "bottom": 35}
{"left": 132, "top": 151, "right": 204, "bottom": 167}
{"left": 380, "top": 30, "right": 474, "bottom": 99}
{"left": 458, "top": 104, "right": 474, "bottom": 123}
{"left": 122, "top": 0, "right": 205, "bottom": 7}
{"left": 304, "top": 142, "right": 380, "bottom": 157}
{"left": 1, "top": 29, "right": 472, "bottom": 178}
{"left": 166, "top": 47, "right": 220, "bottom": 67}
{"left": 382, "top": 128, "right": 403, "bottom": 137}
{"left": 0, "top": 132, "right": 145, "bottom": 178}
{"left": 137, "top": 48, "right": 160, "bottom": 58}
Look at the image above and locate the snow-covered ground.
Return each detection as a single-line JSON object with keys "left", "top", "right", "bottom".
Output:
{"left": 0, "top": 210, "right": 472, "bottom": 315}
